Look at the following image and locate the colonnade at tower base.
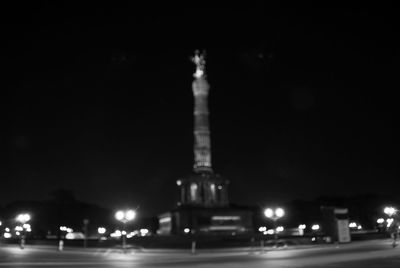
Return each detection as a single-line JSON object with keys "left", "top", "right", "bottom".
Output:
{"left": 158, "top": 206, "right": 255, "bottom": 235}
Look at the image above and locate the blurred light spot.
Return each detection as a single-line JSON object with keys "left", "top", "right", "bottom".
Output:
{"left": 258, "top": 226, "right": 267, "bottom": 232}
{"left": 140, "top": 229, "right": 149, "bottom": 236}
{"left": 266, "top": 229, "right": 275, "bottom": 235}
{"left": 311, "top": 224, "right": 320, "bottom": 231}
{"left": 349, "top": 222, "right": 357, "bottom": 228}
{"left": 298, "top": 224, "right": 306, "bottom": 230}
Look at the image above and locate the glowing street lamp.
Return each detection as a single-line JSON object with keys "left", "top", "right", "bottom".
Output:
{"left": 311, "top": 224, "right": 320, "bottom": 231}
{"left": 97, "top": 227, "right": 107, "bottom": 241}
{"left": 115, "top": 210, "right": 136, "bottom": 250}
{"left": 16, "top": 213, "right": 31, "bottom": 249}
{"left": 264, "top": 207, "right": 285, "bottom": 247}
{"left": 16, "top": 214, "right": 31, "bottom": 224}
{"left": 298, "top": 224, "right": 306, "bottom": 236}
{"left": 383, "top": 207, "right": 398, "bottom": 232}
{"left": 384, "top": 207, "right": 397, "bottom": 217}
{"left": 115, "top": 210, "right": 136, "bottom": 223}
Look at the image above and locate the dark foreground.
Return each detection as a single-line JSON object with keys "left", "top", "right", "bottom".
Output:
{"left": 0, "top": 239, "right": 399, "bottom": 267}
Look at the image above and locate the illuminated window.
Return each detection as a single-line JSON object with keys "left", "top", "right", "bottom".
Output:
{"left": 190, "top": 183, "right": 198, "bottom": 202}
{"left": 159, "top": 217, "right": 171, "bottom": 224}
{"left": 210, "top": 183, "right": 216, "bottom": 202}
{"left": 212, "top": 216, "right": 241, "bottom": 221}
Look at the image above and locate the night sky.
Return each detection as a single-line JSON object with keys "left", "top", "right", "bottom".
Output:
{"left": 2, "top": 4, "right": 399, "bottom": 217}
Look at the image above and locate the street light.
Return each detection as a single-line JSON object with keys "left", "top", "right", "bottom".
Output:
{"left": 384, "top": 207, "right": 398, "bottom": 229}
{"left": 311, "top": 224, "right": 320, "bottom": 231}
{"left": 16, "top": 214, "right": 30, "bottom": 224}
{"left": 115, "top": 210, "right": 136, "bottom": 250}
{"left": 384, "top": 207, "right": 397, "bottom": 217}
{"left": 264, "top": 207, "right": 285, "bottom": 247}
{"left": 298, "top": 224, "right": 306, "bottom": 236}
{"left": 98, "top": 227, "right": 106, "bottom": 241}
{"left": 384, "top": 207, "right": 400, "bottom": 247}
{"left": 98, "top": 227, "right": 106, "bottom": 235}
{"left": 16, "top": 213, "right": 31, "bottom": 249}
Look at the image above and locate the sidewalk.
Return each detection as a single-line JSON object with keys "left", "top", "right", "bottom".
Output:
{"left": 0, "top": 243, "right": 322, "bottom": 255}
{"left": 2, "top": 239, "right": 388, "bottom": 256}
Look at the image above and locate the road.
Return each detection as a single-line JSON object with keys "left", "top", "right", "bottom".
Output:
{"left": 0, "top": 239, "right": 399, "bottom": 267}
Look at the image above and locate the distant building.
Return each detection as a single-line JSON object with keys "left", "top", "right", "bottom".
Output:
{"left": 158, "top": 51, "right": 254, "bottom": 235}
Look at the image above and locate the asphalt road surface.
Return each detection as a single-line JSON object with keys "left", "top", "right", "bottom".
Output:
{"left": 1, "top": 239, "right": 400, "bottom": 267}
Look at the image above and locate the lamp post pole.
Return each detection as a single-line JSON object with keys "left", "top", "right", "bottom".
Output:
{"left": 384, "top": 207, "right": 398, "bottom": 247}
{"left": 264, "top": 207, "right": 285, "bottom": 248}
{"left": 273, "top": 218, "right": 278, "bottom": 245}
{"left": 97, "top": 227, "right": 106, "bottom": 242}
{"left": 83, "top": 219, "right": 89, "bottom": 248}
{"left": 122, "top": 222, "right": 127, "bottom": 249}
{"left": 16, "top": 213, "right": 31, "bottom": 250}
{"left": 115, "top": 210, "right": 136, "bottom": 252}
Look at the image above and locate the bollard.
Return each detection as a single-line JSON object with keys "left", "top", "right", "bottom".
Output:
{"left": 249, "top": 237, "right": 255, "bottom": 254}
{"left": 191, "top": 241, "right": 196, "bottom": 255}
{"left": 58, "top": 239, "right": 64, "bottom": 251}
{"left": 260, "top": 239, "right": 265, "bottom": 254}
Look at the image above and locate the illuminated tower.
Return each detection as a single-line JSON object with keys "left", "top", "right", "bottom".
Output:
{"left": 158, "top": 51, "right": 254, "bottom": 236}
{"left": 177, "top": 50, "right": 229, "bottom": 207}
{"left": 192, "top": 50, "right": 212, "bottom": 172}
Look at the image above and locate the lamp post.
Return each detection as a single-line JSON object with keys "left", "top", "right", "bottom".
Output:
{"left": 384, "top": 207, "right": 398, "bottom": 230}
{"left": 83, "top": 219, "right": 89, "bottom": 248}
{"left": 115, "top": 210, "right": 136, "bottom": 250}
{"left": 377, "top": 218, "right": 385, "bottom": 232}
{"left": 264, "top": 207, "right": 285, "bottom": 247}
{"left": 16, "top": 213, "right": 31, "bottom": 249}
{"left": 98, "top": 227, "right": 106, "bottom": 242}
{"left": 384, "top": 206, "right": 399, "bottom": 247}
{"left": 384, "top": 207, "right": 397, "bottom": 217}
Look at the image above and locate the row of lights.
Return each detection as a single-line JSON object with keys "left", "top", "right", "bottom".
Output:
{"left": 263, "top": 208, "right": 321, "bottom": 236}
{"left": 1, "top": 210, "right": 140, "bottom": 245}
{"left": 348, "top": 222, "right": 362, "bottom": 230}
{"left": 52, "top": 209, "right": 138, "bottom": 242}
{"left": 1, "top": 214, "right": 32, "bottom": 245}
{"left": 60, "top": 226, "right": 74, "bottom": 233}
{"left": 258, "top": 224, "right": 320, "bottom": 234}
{"left": 110, "top": 228, "right": 149, "bottom": 238}
{"left": 4, "top": 206, "right": 397, "bottom": 243}
{"left": 260, "top": 205, "right": 399, "bottom": 235}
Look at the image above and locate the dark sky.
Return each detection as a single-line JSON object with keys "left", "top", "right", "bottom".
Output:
{"left": 1, "top": 4, "right": 399, "bottom": 217}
